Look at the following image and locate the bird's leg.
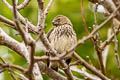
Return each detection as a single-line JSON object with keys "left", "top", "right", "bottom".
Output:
{"left": 46, "top": 49, "right": 51, "bottom": 67}
{"left": 61, "top": 58, "right": 72, "bottom": 71}
{"left": 46, "top": 49, "right": 59, "bottom": 71}
{"left": 66, "top": 58, "right": 72, "bottom": 65}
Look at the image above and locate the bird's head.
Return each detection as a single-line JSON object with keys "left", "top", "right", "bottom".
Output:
{"left": 52, "top": 15, "right": 72, "bottom": 26}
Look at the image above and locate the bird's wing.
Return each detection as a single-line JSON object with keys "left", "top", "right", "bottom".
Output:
{"left": 46, "top": 27, "right": 55, "bottom": 67}
{"left": 47, "top": 28, "right": 55, "bottom": 42}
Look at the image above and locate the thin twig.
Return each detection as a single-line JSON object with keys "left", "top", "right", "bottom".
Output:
{"left": 86, "top": 56, "right": 93, "bottom": 65}
{"left": 12, "top": 0, "right": 35, "bottom": 79}
{"left": 81, "top": 0, "right": 104, "bottom": 74}
{"left": 0, "top": 57, "right": 5, "bottom": 63}
{"left": 0, "top": 15, "right": 16, "bottom": 29}
{"left": 93, "top": 4, "right": 105, "bottom": 74}
{"left": 12, "top": 0, "right": 30, "bottom": 45}
{"left": 0, "top": 58, "right": 17, "bottom": 80}
{"left": 60, "top": 5, "right": 119, "bottom": 59}
{"left": 17, "top": 0, "right": 31, "bottom": 10}
{"left": 70, "top": 66, "right": 101, "bottom": 80}
{"left": 69, "top": 60, "right": 81, "bottom": 66}
{"left": 10, "top": 70, "right": 29, "bottom": 80}
{"left": 1, "top": 0, "right": 120, "bottom": 79}
{"left": 112, "top": 20, "right": 120, "bottom": 70}
{"left": 44, "top": 0, "right": 53, "bottom": 16}
{"left": 94, "top": 3, "right": 98, "bottom": 25}
{"left": 100, "top": 20, "right": 120, "bottom": 49}
{"left": 102, "top": 28, "right": 111, "bottom": 68}
{"left": 34, "top": 56, "right": 60, "bottom": 62}
{"left": 0, "top": 3, "right": 64, "bottom": 78}
{"left": 2, "top": 0, "right": 12, "bottom": 9}
{"left": 0, "top": 28, "right": 66, "bottom": 80}
{"left": 73, "top": 52, "right": 110, "bottom": 80}
{"left": 57, "top": 7, "right": 119, "bottom": 77}
{"left": 0, "top": 63, "right": 27, "bottom": 73}
{"left": 36, "top": 0, "right": 75, "bottom": 79}
{"left": 3, "top": 0, "right": 38, "bottom": 33}
{"left": 39, "top": 32, "right": 74, "bottom": 80}
{"left": 8, "top": 70, "right": 17, "bottom": 80}
{"left": 81, "top": 0, "right": 89, "bottom": 35}
{"left": 37, "top": 0, "right": 44, "bottom": 28}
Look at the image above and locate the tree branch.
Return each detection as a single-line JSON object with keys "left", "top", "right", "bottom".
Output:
{"left": 38, "top": 61, "right": 67, "bottom": 80}
{"left": 0, "top": 28, "right": 67, "bottom": 80}
{"left": 73, "top": 52, "right": 110, "bottom": 80}
{"left": 17, "top": 0, "right": 31, "bottom": 10}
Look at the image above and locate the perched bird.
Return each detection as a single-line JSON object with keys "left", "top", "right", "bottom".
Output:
{"left": 47, "top": 15, "right": 77, "bottom": 71}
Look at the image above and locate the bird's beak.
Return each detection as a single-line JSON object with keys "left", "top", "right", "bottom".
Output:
{"left": 52, "top": 21, "right": 55, "bottom": 25}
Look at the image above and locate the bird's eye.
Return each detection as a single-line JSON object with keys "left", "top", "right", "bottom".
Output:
{"left": 57, "top": 18, "right": 60, "bottom": 21}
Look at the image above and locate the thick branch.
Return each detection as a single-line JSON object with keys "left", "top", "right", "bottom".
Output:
{"left": 0, "top": 28, "right": 30, "bottom": 61}
{"left": 0, "top": 15, "right": 16, "bottom": 29}
{"left": 38, "top": 61, "right": 67, "bottom": 80}
{"left": 0, "top": 28, "right": 67, "bottom": 80}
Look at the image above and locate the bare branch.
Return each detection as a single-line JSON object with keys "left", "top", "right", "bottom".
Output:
{"left": 89, "top": 0, "right": 120, "bottom": 20}
{"left": 70, "top": 66, "right": 101, "bottom": 80}
{"left": 39, "top": 32, "right": 74, "bottom": 80}
{"left": 0, "top": 28, "right": 66, "bottom": 80}
{"left": 12, "top": 1, "right": 36, "bottom": 79}
{"left": 10, "top": 70, "right": 29, "bottom": 80}
{"left": 94, "top": 3, "right": 98, "bottom": 25}
{"left": 73, "top": 52, "right": 110, "bottom": 80}
{"left": 2, "top": 0, "right": 12, "bottom": 9}
{"left": 2, "top": 0, "right": 120, "bottom": 79}
{"left": 44, "top": 0, "right": 54, "bottom": 16}
{"left": 35, "top": 56, "right": 60, "bottom": 62}
{"left": 102, "top": 28, "right": 111, "bottom": 68}
{"left": 0, "top": 15, "right": 16, "bottom": 29}
{"left": 12, "top": 0, "right": 30, "bottom": 45}
{"left": 17, "top": 0, "right": 31, "bottom": 10}
{"left": 0, "top": 57, "right": 27, "bottom": 80}
{"left": 81, "top": 0, "right": 89, "bottom": 35}
{"left": 8, "top": 72, "right": 17, "bottom": 80}
{"left": 38, "top": 61, "right": 67, "bottom": 80}
{"left": 86, "top": 56, "right": 93, "bottom": 65}
{"left": 81, "top": 0, "right": 104, "bottom": 74}
{"left": 33, "top": 63, "right": 43, "bottom": 80}
{"left": 37, "top": 0, "right": 44, "bottom": 28}
{"left": 112, "top": 20, "right": 120, "bottom": 70}
{"left": 60, "top": 5, "right": 119, "bottom": 59}
{"left": 0, "top": 63, "right": 27, "bottom": 73}
{"left": 36, "top": 0, "right": 75, "bottom": 79}
{"left": 0, "top": 28, "right": 30, "bottom": 61}
{"left": 27, "top": 41, "right": 36, "bottom": 80}
{"left": 3, "top": 0, "right": 38, "bottom": 34}
{"left": 100, "top": 19, "right": 120, "bottom": 49}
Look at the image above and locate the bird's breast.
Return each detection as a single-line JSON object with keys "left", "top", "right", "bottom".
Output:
{"left": 49, "top": 25, "right": 77, "bottom": 54}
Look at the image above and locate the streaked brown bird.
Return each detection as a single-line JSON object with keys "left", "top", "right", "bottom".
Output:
{"left": 47, "top": 15, "right": 77, "bottom": 71}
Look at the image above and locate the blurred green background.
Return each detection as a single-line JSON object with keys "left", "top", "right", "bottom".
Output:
{"left": 0, "top": 0, "right": 120, "bottom": 80}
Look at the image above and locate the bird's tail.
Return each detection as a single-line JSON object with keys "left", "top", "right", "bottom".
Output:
{"left": 46, "top": 52, "right": 58, "bottom": 71}
{"left": 50, "top": 62, "right": 58, "bottom": 71}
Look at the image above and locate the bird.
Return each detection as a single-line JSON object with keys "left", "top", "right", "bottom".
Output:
{"left": 46, "top": 15, "right": 77, "bottom": 71}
